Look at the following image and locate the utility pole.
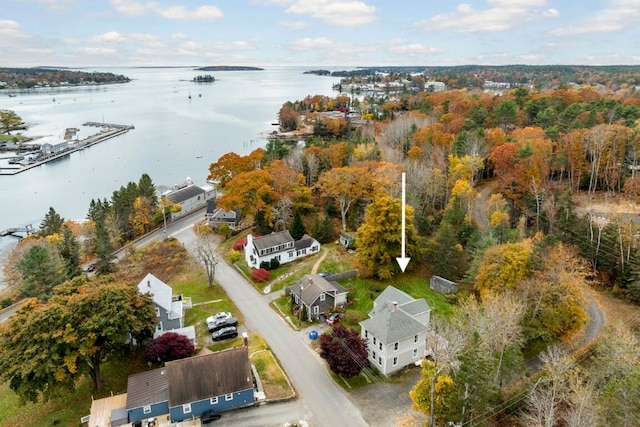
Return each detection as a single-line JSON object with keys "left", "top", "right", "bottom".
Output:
{"left": 160, "top": 198, "right": 167, "bottom": 239}
{"left": 298, "top": 284, "right": 304, "bottom": 325}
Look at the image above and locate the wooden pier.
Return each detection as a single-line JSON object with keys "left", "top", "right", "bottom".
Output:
{"left": 0, "top": 224, "right": 34, "bottom": 238}
{"left": 0, "top": 123, "right": 134, "bottom": 175}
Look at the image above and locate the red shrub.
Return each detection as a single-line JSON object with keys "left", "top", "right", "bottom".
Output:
{"left": 251, "top": 268, "right": 270, "bottom": 283}
{"left": 232, "top": 238, "right": 247, "bottom": 251}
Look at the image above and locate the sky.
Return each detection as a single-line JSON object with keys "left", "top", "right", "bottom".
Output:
{"left": 1, "top": 0, "right": 639, "bottom": 68}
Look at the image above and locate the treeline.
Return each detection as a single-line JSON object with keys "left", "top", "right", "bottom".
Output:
{"left": 0, "top": 67, "right": 130, "bottom": 89}
{"left": 318, "top": 65, "right": 640, "bottom": 90}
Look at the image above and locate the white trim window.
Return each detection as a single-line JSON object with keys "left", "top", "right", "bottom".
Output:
{"left": 210, "top": 397, "right": 218, "bottom": 404}
{"left": 143, "top": 405, "right": 151, "bottom": 414}
{"left": 393, "top": 357, "right": 398, "bottom": 366}
{"left": 414, "top": 335, "right": 419, "bottom": 343}
{"left": 394, "top": 342, "right": 399, "bottom": 351}
{"left": 378, "top": 356, "right": 382, "bottom": 366}
{"left": 379, "top": 342, "right": 382, "bottom": 351}
{"left": 225, "top": 393, "right": 233, "bottom": 401}
{"left": 183, "top": 403, "right": 191, "bottom": 414}
{"left": 413, "top": 348, "right": 418, "bottom": 358}
{"left": 313, "top": 305, "right": 319, "bottom": 314}
{"left": 320, "top": 293, "right": 325, "bottom": 301}
{"left": 155, "top": 307, "right": 160, "bottom": 317}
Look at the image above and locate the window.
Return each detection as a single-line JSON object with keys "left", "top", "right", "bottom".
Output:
{"left": 393, "top": 357, "right": 398, "bottom": 366}
{"left": 183, "top": 403, "right": 191, "bottom": 414}
{"left": 364, "top": 330, "right": 368, "bottom": 339}
{"left": 313, "top": 305, "right": 319, "bottom": 314}
{"left": 143, "top": 405, "right": 151, "bottom": 414}
{"left": 414, "top": 335, "right": 419, "bottom": 343}
{"left": 378, "top": 356, "right": 382, "bottom": 366}
{"left": 225, "top": 393, "right": 233, "bottom": 401}
{"left": 373, "top": 337, "right": 377, "bottom": 345}
{"left": 372, "top": 351, "right": 376, "bottom": 360}
{"left": 394, "top": 342, "right": 399, "bottom": 351}
{"left": 210, "top": 397, "right": 218, "bottom": 404}
{"left": 413, "top": 348, "right": 418, "bottom": 358}
{"left": 156, "top": 322, "right": 163, "bottom": 331}
{"left": 320, "top": 293, "right": 325, "bottom": 301}
{"left": 379, "top": 342, "right": 382, "bottom": 351}
{"left": 155, "top": 307, "right": 160, "bottom": 317}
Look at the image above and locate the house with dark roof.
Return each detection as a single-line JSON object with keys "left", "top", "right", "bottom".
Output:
{"left": 126, "top": 368, "right": 169, "bottom": 423}
{"left": 359, "top": 286, "right": 431, "bottom": 376}
{"left": 286, "top": 274, "right": 348, "bottom": 321}
{"left": 244, "top": 231, "right": 320, "bottom": 269}
{"left": 124, "top": 347, "right": 254, "bottom": 424}
{"left": 163, "top": 181, "right": 216, "bottom": 220}
{"left": 205, "top": 199, "right": 242, "bottom": 230}
{"left": 166, "top": 347, "right": 254, "bottom": 421}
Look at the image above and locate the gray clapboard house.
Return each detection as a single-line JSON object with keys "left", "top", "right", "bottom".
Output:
{"left": 360, "top": 286, "right": 431, "bottom": 376}
{"left": 286, "top": 274, "right": 348, "bottom": 321}
{"left": 137, "top": 273, "right": 184, "bottom": 338}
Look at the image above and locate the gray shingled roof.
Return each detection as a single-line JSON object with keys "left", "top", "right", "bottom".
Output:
{"left": 165, "top": 184, "right": 205, "bottom": 204}
{"left": 400, "top": 299, "right": 431, "bottom": 317}
{"left": 166, "top": 347, "right": 252, "bottom": 406}
{"left": 360, "top": 310, "right": 426, "bottom": 343}
{"left": 288, "top": 274, "right": 346, "bottom": 305}
{"left": 369, "top": 285, "right": 428, "bottom": 318}
{"left": 252, "top": 231, "right": 293, "bottom": 251}
{"left": 126, "top": 368, "right": 168, "bottom": 409}
{"left": 294, "top": 234, "right": 316, "bottom": 250}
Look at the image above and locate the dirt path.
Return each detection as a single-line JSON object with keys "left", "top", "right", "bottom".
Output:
{"left": 310, "top": 247, "right": 328, "bottom": 274}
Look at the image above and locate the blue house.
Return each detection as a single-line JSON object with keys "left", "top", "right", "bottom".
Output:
{"left": 166, "top": 346, "right": 255, "bottom": 421}
{"left": 126, "top": 368, "right": 169, "bottom": 423}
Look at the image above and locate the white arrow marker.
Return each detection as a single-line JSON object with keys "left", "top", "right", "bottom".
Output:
{"left": 396, "top": 172, "right": 410, "bottom": 272}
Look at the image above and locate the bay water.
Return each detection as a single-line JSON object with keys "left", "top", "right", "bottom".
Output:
{"left": 0, "top": 66, "right": 342, "bottom": 288}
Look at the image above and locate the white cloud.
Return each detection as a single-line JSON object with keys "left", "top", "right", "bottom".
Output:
{"left": 172, "top": 32, "right": 188, "bottom": 40}
{"left": 90, "top": 31, "right": 127, "bottom": 43}
{"left": 111, "top": 0, "right": 222, "bottom": 20}
{"left": 290, "top": 37, "right": 335, "bottom": 50}
{"left": 388, "top": 43, "right": 443, "bottom": 55}
{"left": 284, "top": 0, "right": 378, "bottom": 26}
{"left": 550, "top": 0, "right": 640, "bottom": 36}
{"left": 0, "top": 20, "right": 28, "bottom": 40}
{"left": 278, "top": 20, "right": 307, "bottom": 30}
{"left": 414, "top": 0, "right": 558, "bottom": 33}
{"left": 76, "top": 47, "right": 117, "bottom": 56}
{"left": 111, "top": 0, "right": 157, "bottom": 16}
{"left": 157, "top": 5, "right": 222, "bottom": 20}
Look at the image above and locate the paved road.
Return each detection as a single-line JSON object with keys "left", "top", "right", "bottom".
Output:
{"left": 174, "top": 226, "right": 369, "bottom": 427}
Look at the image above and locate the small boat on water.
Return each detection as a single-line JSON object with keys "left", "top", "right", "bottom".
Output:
{"left": 8, "top": 94, "right": 16, "bottom": 97}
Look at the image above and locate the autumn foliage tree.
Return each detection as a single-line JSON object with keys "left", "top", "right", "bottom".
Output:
{"left": 319, "top": 325, "right": 368, "bottom": 378}
{"left": 145, "top": 332, "right": 195, "bottom": 364}
{"left": 356, "top": 195, "right": 422, "bottom": 279}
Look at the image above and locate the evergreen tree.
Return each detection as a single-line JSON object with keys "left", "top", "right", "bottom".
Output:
{"left": 137, "top": 173, "right": 158, "bottom": 207}
{"left": 94, "top": 218, "right": 116, "bottom": 275}
{"left": 58, "top": 224, "right": 81, "bottom": 279}
{"left": 17, "top": 245, "right": 66, "bottom": 300}
{"left": 39, "top": 207, "right": 64, "bottom": 237}
{"left": 289, "top": 211, "right": 307, "bottom": 240}
{"left": 253, "top": 210, "right": 272, "bottom": 235}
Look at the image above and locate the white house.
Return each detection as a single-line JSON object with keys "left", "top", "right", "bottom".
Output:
{"left": 163, "top": 179, "right": 216, "bottom": 220}
{"left": 137, "top": 273, "right": 185, "bottom": 338}
{"left": 244, "top": 231, "right": 320, "bottom": 269}
{"left": 359, "top": 286, "right": 431, "bottom": 376}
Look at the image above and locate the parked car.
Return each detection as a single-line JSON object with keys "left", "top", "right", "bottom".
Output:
{"left": 326, "top": 312, "right": 342, "bottom": 326}
{"left": 200, "top": 409, "right": 222, "bottom": 424}
{"left": 211, "top": 326, "right": 238, "bottom": 341}
{"left": 207, "top": 316, "right": 238, "bottom": 332}
{"left": 206, "top": 312, "right": 231, "bottom": 328}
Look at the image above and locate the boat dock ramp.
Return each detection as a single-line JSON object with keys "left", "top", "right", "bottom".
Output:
{"left": 0, "top": 123, "right": 134, "bottom": 175}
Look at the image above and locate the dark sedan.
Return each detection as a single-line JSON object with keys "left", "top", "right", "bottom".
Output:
{"left": 208, "top": 316, "right": 238, "bottom": 332}
{"left": 211, "top": 326, "right": 238, "bottom": 341}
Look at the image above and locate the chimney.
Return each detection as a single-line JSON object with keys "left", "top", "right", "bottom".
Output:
{"left": 308, "top": 277, "right": 313, "bottom": 286}
{"left": 242, "top": 332, "right": 248, "bottom": 347}
{"left": 392, "top": 301, "right": 398, "bottom": 312}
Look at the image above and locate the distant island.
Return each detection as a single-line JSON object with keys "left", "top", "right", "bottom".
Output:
{"left": 193, "top": 74, "right": 215, "bottom": 83}
{"left": 0, "top": 67, "right": 130, "bottom": 90}
{"left": 303, "top": 70, "right": 332, "bottom": 76}
{"left": 195, "top": 66, "right": 264, "bottom": 71}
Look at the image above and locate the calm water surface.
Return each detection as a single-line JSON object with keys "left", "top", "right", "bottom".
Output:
{"left": 0, "top": 66, "right": 342, "bottom": 287}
